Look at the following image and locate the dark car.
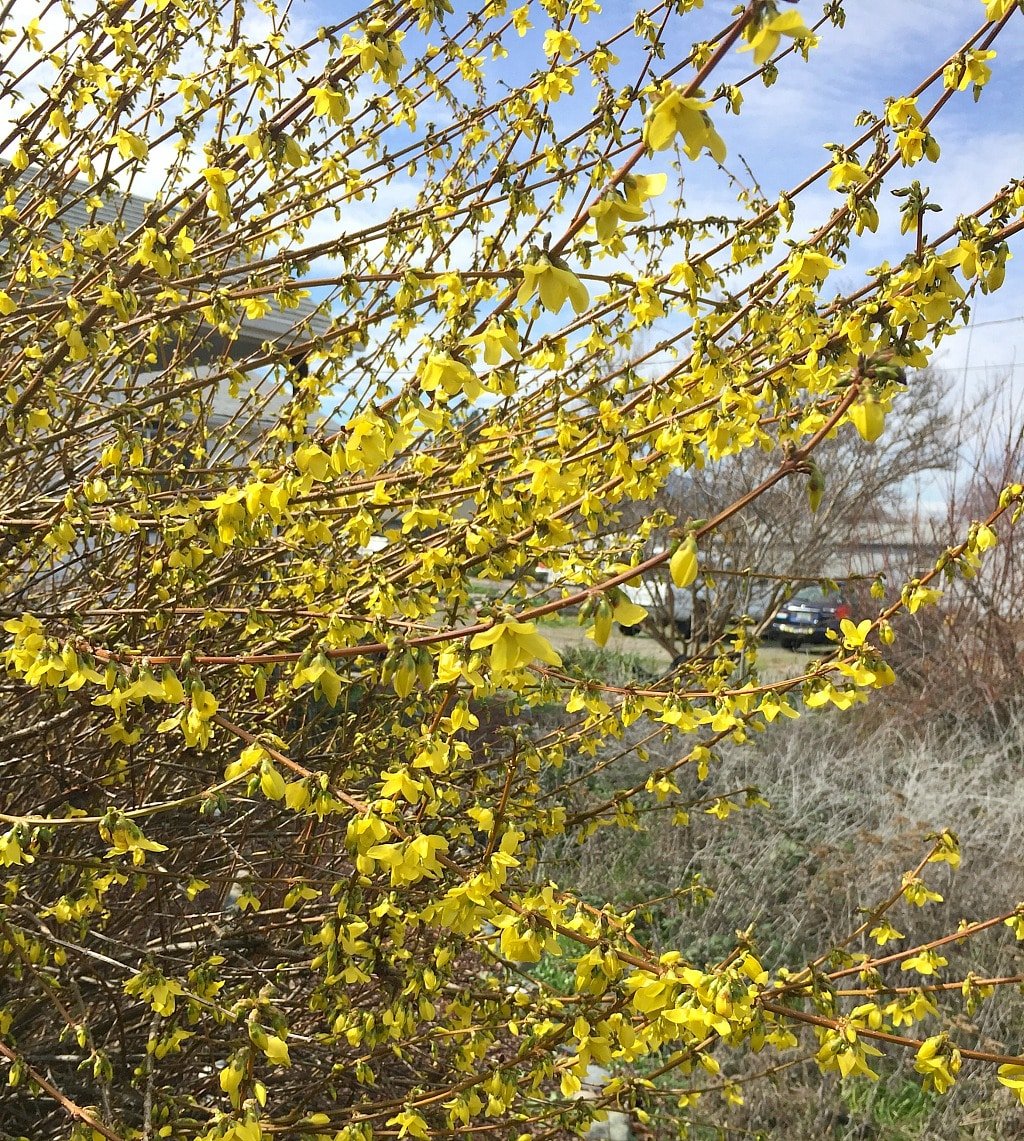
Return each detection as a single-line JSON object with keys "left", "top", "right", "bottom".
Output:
{"left": 766, "top": 585, "right": 852, "bottom": 649}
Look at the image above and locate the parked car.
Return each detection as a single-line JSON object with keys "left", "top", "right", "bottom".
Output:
{"left": 765, "top": 584, "right": 851, "bottom": 649}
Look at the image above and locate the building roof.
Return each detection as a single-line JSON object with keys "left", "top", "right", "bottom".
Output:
{"left": 9, "top": 163, "right": 332, "bottom": 360}
{"left": 7, "top": 163, "right": 334, "bottom": 431}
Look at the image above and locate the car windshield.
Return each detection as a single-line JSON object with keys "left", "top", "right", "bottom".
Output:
{"left": 788, "top": 586, "right": 843, "bottom": 605}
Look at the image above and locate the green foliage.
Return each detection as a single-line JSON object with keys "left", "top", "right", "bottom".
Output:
{"left": 841, "top": 1076, "right": 936, "bottom": 1139}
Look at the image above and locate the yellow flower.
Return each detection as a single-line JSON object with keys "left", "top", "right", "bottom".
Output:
{"left": 914, "top": 1034, "right": 961, "bottom": 1094}
{"left": 419, "top": 352, "right": 482, "bottom": 400}
{"left": 644, "top": 87, "right": 726, "bottom": 161}
{"left": 611, "top": 596, "right": 647, "bottom": 629}
{"left": 202, "top": 166, "right": 236, "bottom": 226}
{"left": 469, "top": 619, "right": 562, "bottom": 674}
{"left": 945, "top": 49, "right": 996, "bottom": 91}
{"left": 827, "top": 159, "right": 867, "bottom": 191}
{"left": 309, "top": 84, "right": 349, "bottom": 123}
{"left": 901, "top": 949, "right": 948, "bottom": 976}
{"left": 905, "top": 584, "right": 942, "bottom": 614}
{"left": 263, "top": 1034, "right": 291, "bottom": 1066}
{"left": 259, "top": 763, "right": 286, "bottom": 801}
{"left": 191, "top": 686, "right": 218, "bottom": 720}
{"left": 670, "top": 536, "right": 699, "bottom": 588}
{"left": 588, "top": 191, "right": 646, "bottom": 243}
{"left": 849, "top": 396, "right": 886, "bottom": 442}
{"left": 998, "top": 1063, "right": 1024, "bottom": 1103}
{"left": 839, "top": 618, "right": 872, "bottom": 647}
{"left": 112, "top": 129, "right": 149, "bottom": 161}
{"left": 623, "top": 172, "right": 667, "bottom": 207}
{"left": 741, "top": 11, "right": 815, "bottom": 66}
{"left": 974, "top": 523, "right": 998, "bottom": 551}
{"left": 465, "top": 320, "right": 520, "bottom": 365}
{"left": 869, "top": 921, "right": 904, "bottom": 945}
{"left": 984, "top": 0, "right": 1017, "bottom": 20}
{"left": 586, "top": 169, "right": 667, "bottom": 246}
{"left": 516, "top": 257, "right": 589, "bottom": 315}
{"left": 786, "top": 249, "right": 838, "bottom": 285}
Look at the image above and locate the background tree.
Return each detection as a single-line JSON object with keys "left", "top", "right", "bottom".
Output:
{"left": 1, "top": 3, "right": 1023, "bottom": 1140}
{"left": 614, "top": 367, "right": 956, "bottom": 655}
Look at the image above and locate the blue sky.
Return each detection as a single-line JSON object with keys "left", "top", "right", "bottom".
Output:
{"left": 15, "top": 0, "right": 1015, "bottom": 401}
{"left": 536, "top": 0, "right": 1024, "bottom": 400}
{"left": 298, "top": 0, "right": 1024, "bottom": 397}
{"left": 9, "top": 0, "right": 1021, "bottom": 397}
{"left": 93, "top": 0, "right": 1009, "bottom": 404}
{"left": 684, "top": 0, "right": 1024, "bottom": 394}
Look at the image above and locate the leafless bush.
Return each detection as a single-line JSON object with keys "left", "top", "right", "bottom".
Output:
{"left": 882, "top": 376, "right": 1024, "bottom": 722}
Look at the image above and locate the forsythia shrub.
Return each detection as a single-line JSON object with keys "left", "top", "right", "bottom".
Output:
{"left": 1, "top": 1, "right": 1023, "bottom": 1138}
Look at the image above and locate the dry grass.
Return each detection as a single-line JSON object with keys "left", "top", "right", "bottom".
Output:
{"left": 544, "top": 699, "right": 1024, "bottom": 1138}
